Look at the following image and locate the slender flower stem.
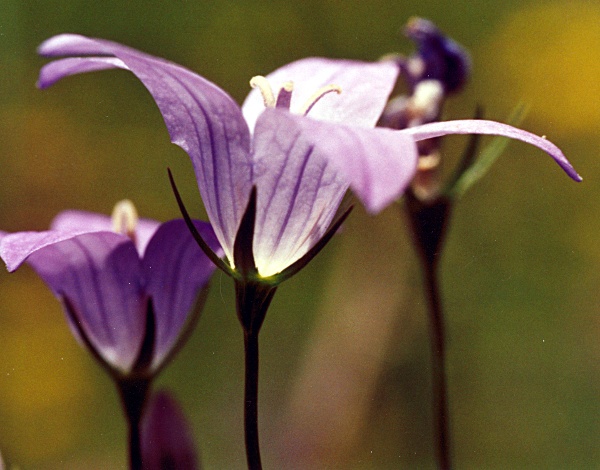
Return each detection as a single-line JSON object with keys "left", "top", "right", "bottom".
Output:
{"left": 422, "top": 260, "right": 450, "bottom": 470}
{"left": 405, "top": 190, "right": 452, "bottom": 470}
{"left": 244, "top": 329, "right": 262, "bottom": 470}
{"left": 235, "top": 280, "right": 277, "bottom": 470}
{"left": 128, "top": 415, "right": 143, "bottom": 470}
{"left": 117, "top": 378, "right": 152, "bottom": 470}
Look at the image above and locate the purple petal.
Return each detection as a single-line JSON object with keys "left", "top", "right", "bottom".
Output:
{"left": 1, "top": 229, "right": 110, "bottom": 272}
{"left": 250, "top": 110, "right": 348, "bottom": 277}
{"left": 242, "top": 58, "right": 399, "bottom": 130}
{"left": 50, "top": 210, "right": 114, "bottom": 232}
{"left": 39, "top": 34, "right": 253, "bottom": 260}
{"left": 402, "top": 119, "right": 582, "bottom": 181}
{"left": 38, "top": 57, "right": 127, "bottom": 89}
{"left": 50, "top": 209, "right": 160, "bottom": 255}
{"left": 141, "top": 390, "right": 199, "bottom": 470}
{"left": 142, "top": 219, "right": 222, "bottom": 369}
{"left": 255, "top": 109, "right": 418, "bottom": 224}
{"left": 16, "top": 231, "right": 145, "bottom": 371}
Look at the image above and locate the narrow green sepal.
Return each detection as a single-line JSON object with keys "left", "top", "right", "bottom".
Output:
{"left": 167, "top": 168, "right": 232, "bottom": 276}
{"left": 233, "top": 187, "right": 259, "bottom": 280}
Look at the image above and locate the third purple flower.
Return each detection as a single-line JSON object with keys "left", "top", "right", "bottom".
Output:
{"left": 0, "top": 201, "right": 221, "bottom": 469}
{"left": 0, "top": 201, "right": 220, "bottom": 376}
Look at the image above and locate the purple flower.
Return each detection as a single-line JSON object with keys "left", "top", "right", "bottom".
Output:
{"left": 141, "top": 390, "right": 200, "bottom": 470}
{"left": 0, "top": 201, "right": 221, "bottom": 376}
{"left": 37, "top": 35, "right": 581, "bottom": 277}
{"left": 37, "top": 34, "right": 418, "bottom": 279}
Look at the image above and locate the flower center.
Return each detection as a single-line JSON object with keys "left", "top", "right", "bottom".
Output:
{"left": 250, "top": 75, "right": 342, "bottom": 116}
{"left": 111, "top": 199, "right": 138, "bottom": 242}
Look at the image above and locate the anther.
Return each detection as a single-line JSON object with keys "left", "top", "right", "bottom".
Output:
{"left": 299, "top": 84, "right": 342, "bottom": 116}
{"left": 411, "top": 80, "right": 444, "bottom": 114}
{"left": 250, "top": 76, "right": 276, "bottom": 108}
{"left": 111, "top": 199, "right": 138, "bottom": 241}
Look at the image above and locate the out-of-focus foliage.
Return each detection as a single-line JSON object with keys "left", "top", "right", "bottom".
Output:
{"left": 0, "top": 1, "right": 598, "bottom": 468}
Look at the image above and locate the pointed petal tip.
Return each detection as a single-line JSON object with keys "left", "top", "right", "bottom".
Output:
{"left": 404, "top": 120, "right": 582, "bottom": 184}
{"left": 38, "top": 34, "right": 84, "bottom": 56}
{"left": 540, "top": 148, "right": 582, "bottom": 182}
{"left": 1, "top": 245, "right": 29, "bottom": 273}
{"left": 36, "top": 67, "right": 53, "bottom": 89}
{"left": 363, "top": 198, "right": 390, "bottom": 216}
{"left": 37, "top": 34, "right": 70, "bottom": 55}
{"left": 3, "top": 260, "right": 20, "bottom": 273}
{"left": 1, "top": 237, "right": 32, "bottom": 273}
{"left": 353, "top": 189, "right": 396, "bottom": 215}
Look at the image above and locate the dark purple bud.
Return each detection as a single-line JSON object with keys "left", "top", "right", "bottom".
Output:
{"left": 402, "top": 17, "right": 471, "bottom": 94}
{"left": 141, "top": 390, "right": 200, "bottom": 470}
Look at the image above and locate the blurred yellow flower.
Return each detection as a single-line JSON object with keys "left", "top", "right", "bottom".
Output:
{"left": 483, "top": 2, "right": 600, "bottom": 136}
{"left": 0, "top": 278, "right": 94, "bottom": 463}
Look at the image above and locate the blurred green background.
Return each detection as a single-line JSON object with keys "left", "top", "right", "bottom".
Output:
{"left": 0, "top": 0, "right": 598, "bottom": 468}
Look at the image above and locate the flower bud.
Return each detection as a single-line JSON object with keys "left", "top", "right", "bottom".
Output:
{"left": 141, "top": 390, "right": 199, "bottom": 470}
{"left": 402, "top": 17, "right": 471, "bottom": 95}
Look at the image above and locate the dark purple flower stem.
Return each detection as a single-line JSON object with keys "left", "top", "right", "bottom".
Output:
{"left": 235, "top": 280, "right": 277, "bottom": 470}
{"left": 244, "top": 327, "right": 262, "bottom": 470}
{"left": 405, "top": 189, "right": 452, "bottom": 470}
{"left": 423, "top": 255, "right": 450, "bottom": 470}
{"left": 117, "top": 377, "right": 152, "bottom": 470}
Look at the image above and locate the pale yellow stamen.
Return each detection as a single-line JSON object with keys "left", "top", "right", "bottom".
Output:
{"left": 411, "top": 80, "right": 444, "bottom": 117}
{"left": 111, "top": 199, "right": 138, "bottom": 241}
{"left": 413, "top": 151, "right": 442, "bottom": 201}
{"left": 298, "top": 84, "right": 343, "bottom": 116}
{"left": 417, "top": 153, "right": 441, "bottom": 171}
{"left": 250, "top": 75, "right": 276, "bottom": 108}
